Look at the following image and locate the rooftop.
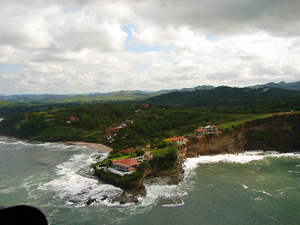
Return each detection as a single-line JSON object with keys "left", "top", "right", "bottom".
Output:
{"left": 166, "top": 136, "right": 185, "bottom": 141}
{"left": 112, "top": 158, "right": 140, "bottom": 166}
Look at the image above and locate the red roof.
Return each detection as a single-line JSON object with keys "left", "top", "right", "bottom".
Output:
{"left": 119, "top": 148, "right": 136, "bottom": 153}
{"left": 110, "top": 127, "right": 123, "bottom": 130}
{"left": 194, "top": 130, "right": 205, "bottom": 132}
{"left": 166, "top": 136, "right": 185, "bottom": 141}
{"left": 112, "top": 158, "right": 140, "bottom": 167}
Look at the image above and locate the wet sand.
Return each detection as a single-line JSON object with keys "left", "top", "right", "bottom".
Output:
{"left": 67, "top": 142, "right": 112, "bottom": 153}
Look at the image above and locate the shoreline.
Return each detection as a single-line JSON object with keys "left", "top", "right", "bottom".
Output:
{"left": 66, "top": 142, "right": 113, "bottom": 153}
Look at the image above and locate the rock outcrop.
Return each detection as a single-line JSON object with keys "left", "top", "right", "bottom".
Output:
{"left": 180, "top": 114, "right": 300, "bottom": 157}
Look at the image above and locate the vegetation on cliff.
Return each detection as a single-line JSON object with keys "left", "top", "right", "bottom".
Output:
{"left": 1, "top": 87, "right": 300, "bottom": 152}
{"left": 92, "top": 145, "right": 178, "bottom": 187}
{"left": 1, "top": 86, "right": 300, "bottom": 189}
{"left": 0, "top": 102, "right": 243, "bottom": 145}
{"left": 146, "top": 86, "right": 300, "bottom": 113}
{"left": 242, "top": 114, "right": 300, "bottom": 152}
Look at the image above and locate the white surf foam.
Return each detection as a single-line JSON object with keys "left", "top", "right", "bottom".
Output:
{"left": 183, "top": 152, "right": 263, "bottom": 171}
{"left": 162, "top": 201, "right": 185, "bottom": 207}
{"left": 0, "top": 139, "right": 92, "bottom": 152}
{"left": 183, "top": 151, "right": 300, "bottom": 173}
{"left": 141, "top": 177, "right": 187, "bottom": 208}
{"left": 40, "top": 152, "right": 122, "bottom": 207}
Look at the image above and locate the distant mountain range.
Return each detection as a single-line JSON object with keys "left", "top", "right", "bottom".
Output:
{"left": 0, "top": 90, "right": 177, "bottom": 103}
{"left": 248, "top": 81, "right": 300, "bottom": 90}
{"left": 145, "top": 86, "right": 300, "bottom": 110}
{"left": 0, "top": 81, "right": 299, "bottom": 103}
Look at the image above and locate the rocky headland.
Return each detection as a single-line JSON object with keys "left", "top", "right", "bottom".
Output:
{"left": 180, "top": 113, "right": 300, "bottom": 158}
{"left": 93, "top": 113, "right": 300, "bottom": 203}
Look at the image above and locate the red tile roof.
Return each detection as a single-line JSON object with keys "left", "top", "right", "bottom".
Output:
{"left": 166, "top": 136, "right": 185, "bottom": 141}
{"left": 119, "top": 148, "right": 136, "bottom": 153}
{"left": 194, "top": 130, "right": 205, "bottom": 132}
{"left": 112, "top": 158, "right": 140, "bottom": 166}
{"left": 110, "top": 127, "right": 123, "bottom": 130}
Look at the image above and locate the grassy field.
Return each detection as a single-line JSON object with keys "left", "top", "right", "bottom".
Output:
{"left": 218, "top": 113, "right": 273, "bottom": 130}
{"left": 150, "top": 147, "right": 172, "bottom": 156}
{"left": 218, "top": 111, "right": 300, "bottom": 130}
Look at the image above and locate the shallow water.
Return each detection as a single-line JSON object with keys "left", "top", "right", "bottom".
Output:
{"left": 0, "top": 136, "right": 299, "bottom": 224}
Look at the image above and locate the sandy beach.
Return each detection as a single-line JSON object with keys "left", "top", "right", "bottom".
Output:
{"left": 67, "top": 142, "right": 112, "bottom": 153}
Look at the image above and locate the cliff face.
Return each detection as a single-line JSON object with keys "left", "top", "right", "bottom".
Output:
{"left": 180, "top": 114, "right": 300, "bottom": 157}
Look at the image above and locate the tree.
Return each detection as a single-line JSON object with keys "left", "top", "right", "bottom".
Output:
{"left": 136, "top": 148, "right": 145, "bottom": 156}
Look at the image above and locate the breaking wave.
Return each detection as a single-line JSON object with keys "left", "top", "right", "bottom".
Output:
{"left": 183, "top": 151, "right": 300, "bottom": 172}
{"left": 40, "top": 150, "right": 300, "bottom": 209}
{"left": 0, "top": 138, "right": 90, "bottom": 151}
{"left": 40, "top": 152, "right": 122, "bottom": 207}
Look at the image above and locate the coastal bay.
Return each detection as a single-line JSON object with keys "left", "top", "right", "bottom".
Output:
{"left": 66, "top": 142, "right": 112, "bottom": 153}
{"left": 1, "top": 137, "right": 300, "bottom": 224}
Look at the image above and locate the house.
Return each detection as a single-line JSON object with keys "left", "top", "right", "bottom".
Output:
{"left": 110, "top": 127, "right": 123, "bottom": 131}
{"left": 119, "top": 119, "right": 134, "bottom": 127}
{"left": 118, "top": 148, "right": 136, "bottom": 153}
{"left": 125, "top": 119, "right": 134, "bottom": 124}
{"left": 109, "top": 127, "right": 122, "bottom": 136}
{"left": 104, "top": 134, "right": 112, "bottom": 139}
{"left": 135, "top": 109, "right": 141, "bottom": 113}
{"left": 194, "top": 125, "right": 218, "bottom": 136}
{"left": 166, "top": 136, "right": 185, "bottom": 144}
{"left": 144, "top": 154, "right": 153, "bottom": 161}
{"left": 194, "top": 129, "right": 205, "bottom": 136}
{"left": 104, "top": 134, "right": 113, "bottom": 140}
{"left": 112, "top": 158, "right": 141, "bottom": 171}
{"left": 205, "top": 125, "right": 218, "bottom": 133}
{"left": 68, "top": 117, "right": 78, "bottom": 123}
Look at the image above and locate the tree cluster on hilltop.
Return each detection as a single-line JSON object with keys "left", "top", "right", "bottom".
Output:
{"left": 146, "top": 86, "right": 300, "bottom": 112}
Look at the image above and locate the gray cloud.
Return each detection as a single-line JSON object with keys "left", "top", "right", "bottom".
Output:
{"left": 132, "top": 0, "right": 300, "bottom": 36}
{"left": 0, "top": 0, "right": 300, "bottom": 94}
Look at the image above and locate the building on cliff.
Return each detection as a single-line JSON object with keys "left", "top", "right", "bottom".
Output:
{"left": 194, "top": 125, "right": 218, "bottom": 136}
{"left": 166, "top": 136, "right": 186, "bottom": 144}
{"left": 112, "top": 158, "right": 140, "bottom": 172}
{"left": 118, "top": 148, "right": 136, "bottom": 153}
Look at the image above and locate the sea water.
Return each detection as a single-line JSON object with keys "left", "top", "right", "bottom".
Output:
{"left": 0, "top": 136, "right": 299, "bottom": 225}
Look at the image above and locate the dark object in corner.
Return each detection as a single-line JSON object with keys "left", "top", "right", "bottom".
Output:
{"left": 0, "top": 205, "right": 48, "bottom": 225}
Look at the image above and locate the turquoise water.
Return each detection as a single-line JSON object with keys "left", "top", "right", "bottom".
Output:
{"left": 0, "top": 136, "right": 300, "bottom": 224}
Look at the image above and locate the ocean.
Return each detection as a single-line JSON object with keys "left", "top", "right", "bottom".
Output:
{"left": 0, "top": 136, "right": 299, "bottom": 225}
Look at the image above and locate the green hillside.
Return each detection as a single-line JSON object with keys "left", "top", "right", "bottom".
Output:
{"left": 146, "top": 86, "right": 300, "bottom": 112}
{"left": 249, "top": 81, "right": 300, "bottom": 90}
{"left": 0, "top": 90, "right": 175, "bottom": 104}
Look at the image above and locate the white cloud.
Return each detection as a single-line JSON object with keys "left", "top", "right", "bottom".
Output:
{"left": 0, "top": 0, "right": 300, "bottom": 94}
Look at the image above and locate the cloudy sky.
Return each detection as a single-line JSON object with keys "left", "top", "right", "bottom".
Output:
{"left": 1, "top": 0, "right": 300, "bottom": 95}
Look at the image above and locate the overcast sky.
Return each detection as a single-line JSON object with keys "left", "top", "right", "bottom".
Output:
{"left": 1, "top": 0, "right": 300, "bottom": 95}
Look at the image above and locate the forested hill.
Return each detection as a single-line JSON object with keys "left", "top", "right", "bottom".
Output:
{"left": 145, "top": 86, "right": 300, "bottom": 110}
{"left": 0, "top": 90, "right": 174, "bottom": 103}
{"left": 249, "top": 81, "right": 300, "bottom": 90}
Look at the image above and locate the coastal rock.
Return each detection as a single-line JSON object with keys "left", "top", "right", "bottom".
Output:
{"left": 161, "top": 197, "right": 183, "bottom": 206}
{"left": 94, "top": 170, "right": 147, "bottom": 197}
{"left": 86, "top": 198, "right": 97, "bottom": 205}
{"left": 112, "top": 193, "right": 139, "bottom": 204}
{"left": 69, "top": 199, "right": 80, "bottom": 204}
{"left": 100, "top": 195, "right": 108, "bottom": 201}
{"left": 143, "top": 164, "right": 184, "bottom": 186}
{"left": 183, "top": 114, "right": 300, "bottom": 156}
